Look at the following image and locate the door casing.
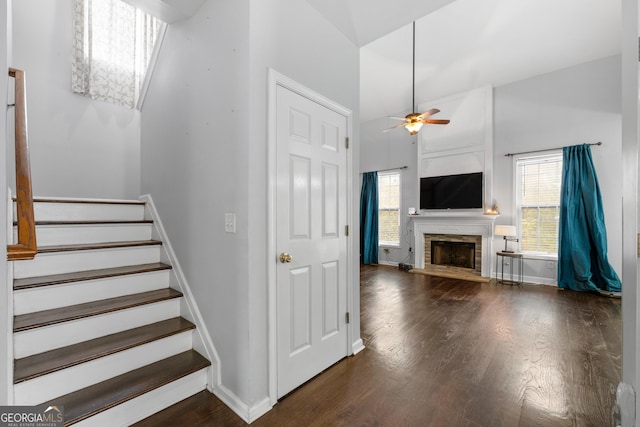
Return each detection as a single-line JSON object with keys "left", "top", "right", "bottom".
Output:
{"left": 266, "top": 69, "right": 354, "bottom": 405}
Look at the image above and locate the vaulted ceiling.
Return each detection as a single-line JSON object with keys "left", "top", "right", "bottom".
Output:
{"left": 308, "top": 0, "right": 622, "bottom": 123}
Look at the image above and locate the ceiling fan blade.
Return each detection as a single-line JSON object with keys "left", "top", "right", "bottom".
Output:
{"left": 381, "top": 123, "right": 408, "bottom": 132}
{"left": 417, "top": 108, "right": 440, "bottom": 119}
{"left": 424, "top": 119, "right": 450, "bottom": 125}
{"left": 388, "top": 116, "right": 408, "bottom": 121}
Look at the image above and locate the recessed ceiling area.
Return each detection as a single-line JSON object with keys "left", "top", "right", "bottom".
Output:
{"left": 315, "top": 0, "right": 620, "bottom": 123}
{"left": 306, "top": 0, "right": 457, "bottom": 47}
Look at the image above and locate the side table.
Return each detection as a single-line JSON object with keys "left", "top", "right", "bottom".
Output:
{"left": 495, "top": 251, "right": 523, "bottom": 285}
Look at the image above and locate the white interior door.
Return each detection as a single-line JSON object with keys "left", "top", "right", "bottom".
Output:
{"left": 276, "top": 85, "right": 348, "bottom": 398}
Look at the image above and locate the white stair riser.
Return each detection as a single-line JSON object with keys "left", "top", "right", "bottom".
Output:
{"left": 17, "top": 202, "right": 146, "bottom": 222}
{"left": 13, "top": 246, "right": 162, "bottom": 279}
{"left": 14, "top": 299, "right": 181, "bottom": 358}
{"left": 21, "top": 224, "right": 153, "bottom": 246}
{"left": 73, "top": 368, "right": 209, "bottom": 427}
{"left": 14, "top": 331, "right": 194, "bottom": 405}
{"left": 13, "top": 271, "right": 171, "bottom": 315}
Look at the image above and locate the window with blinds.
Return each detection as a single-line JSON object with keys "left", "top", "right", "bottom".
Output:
{"left": 378, "top": 171, "right": 401, "bottom": 246}
{"left": 515, "top": 153, "right": 563, "bottom": 254}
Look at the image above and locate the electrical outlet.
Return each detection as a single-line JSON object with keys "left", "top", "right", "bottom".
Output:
{"left": 224, "top": 213, "right": 236, "bottom": 233}
{"left": 547, "top": 261, "right": 556, "bottom": 270}
{"left": 409, "top": 247, "right": 413, "bottom": 253}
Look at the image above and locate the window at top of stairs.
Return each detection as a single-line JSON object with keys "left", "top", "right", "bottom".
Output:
{"left": 71, "top": 0, "right": 165, "bottom": 110}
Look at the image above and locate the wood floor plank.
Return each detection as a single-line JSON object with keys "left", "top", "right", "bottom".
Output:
{"left": 41, "top": 350, "right": 210, "bottom": 425}
{"left": 14, "top": 288, "right": 182, "bottom": 332}
{"left": 14, "top": 317, "right": 195, "bottom": 383}
{"left": 133, "top": 265, "right": 621, "bottom": 427}
{"left": 14, "top": 262, "right": 172, "bottom": 290}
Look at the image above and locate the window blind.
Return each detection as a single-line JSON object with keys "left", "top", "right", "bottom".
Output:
{"left": 378, "top": 171, "right": 401, "bottom": 246}
{"left": 516, "top": 153, "right": 562, "bottom": 254}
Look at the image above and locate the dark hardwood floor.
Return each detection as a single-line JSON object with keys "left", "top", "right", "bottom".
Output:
{"left": 134, "top": 265, "right": 621, "bottom": 427}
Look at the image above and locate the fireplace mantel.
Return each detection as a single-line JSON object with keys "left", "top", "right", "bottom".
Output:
{"left": 410, "top": 213, "right": 498, "bottom": 276}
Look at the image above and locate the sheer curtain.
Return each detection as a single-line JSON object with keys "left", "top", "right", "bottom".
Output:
{"left": 72, "top": 0, "right": 162, "bottom": 108}
{"left": 558, "top": 144, "right": 621, "bottom": 293}
{"left": 360, "top": 172, "right": 378, "bottom": 265}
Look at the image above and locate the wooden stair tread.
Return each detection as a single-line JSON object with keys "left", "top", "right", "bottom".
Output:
{"left": 16, "top": 220, "right": 154, "bottom": 226}
{"left": 37, "top": 240, "right": 162, "bottom": 253}
{"left": 14, "top": 288, "right": 183, "bottom": 332}
{"left": 33, "top": 198, "right": 145, "bottom": 205}
{"left": 14, "top": 318, "right": 195, "bottom": 383}
{"left": 14, "top": 262, "right": 172, "bottom": 290}
{"left": 42, "top": 350, "right": 210, "bottom": 426}
{"left": 15, "top": 197, "right": 145, "bottom": 205}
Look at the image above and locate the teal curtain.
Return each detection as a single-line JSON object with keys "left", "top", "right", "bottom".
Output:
{"left": 360, "top": 172, "right": 378, "bottom": 264}
{"left": 558, "top": 144, "right": 621, "bottom": 293}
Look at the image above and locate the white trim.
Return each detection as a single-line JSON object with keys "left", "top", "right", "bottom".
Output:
{"left": 351, "top": 338, "right": 365, "bottom": 355}
{"left": 378, "top": 260, "right": 399, "bottom": 267}
{"left": 139, "top": 194, "right": 219, "bottom": 389}
{"left": 412, "top": 213, "right": 497, "bottom": 276}
{"left": 417, "top": 85, "right": 494, "bottom": 208}
{"left": 522, "top": 275, "right": 557, "bottom": 286}
{"left": 5, "top": 190, "right": 13, "bottom": 404}
{"left": 520, "top": 253, "right": 558, "bottom": 261}
{"left": 136, "top": 22, "right": 167, "bottom": 111}
{"left": 141, "top": 196, "right": 274, "bottom": 424}
{"left": 267, "top": 68, "right": 355, "bottom": 406}
{"left": 378, "top": 169, "right": 402, "bottom": 248}
{"left": 512, "top": 151, "right": 563, "bottom": 255}
{"left": 208, "top": 382, "right": 271, "bottom": 424}
{"left": 620, "top": 2, "right": 639, "bottom": 424}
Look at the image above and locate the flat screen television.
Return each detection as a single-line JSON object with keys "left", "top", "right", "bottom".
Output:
{"left": 420, "top": 172, "right": 483, "bottom": 210}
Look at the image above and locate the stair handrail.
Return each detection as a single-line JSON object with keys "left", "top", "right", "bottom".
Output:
{"left": 7, "top": 67, "right": 36, "bottom": 261}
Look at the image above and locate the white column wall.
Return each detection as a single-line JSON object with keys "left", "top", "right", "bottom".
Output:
{"left": 140, "top": 0, "right": 359, "bottom": 420}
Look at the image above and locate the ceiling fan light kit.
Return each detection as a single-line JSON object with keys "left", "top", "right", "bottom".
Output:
{"left": 404, "top": 113, "right": 424, "bottom": 135}
{"left": 382, "top": 21, "right": 450, "bottom": 135}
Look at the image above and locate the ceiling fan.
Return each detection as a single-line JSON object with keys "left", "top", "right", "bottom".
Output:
{"left": 382, "top": 21, "right": 450, "bottom": 136}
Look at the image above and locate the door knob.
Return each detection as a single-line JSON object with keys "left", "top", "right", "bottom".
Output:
{"left": 280, "top": 252, "right": 292, "bottom": 263}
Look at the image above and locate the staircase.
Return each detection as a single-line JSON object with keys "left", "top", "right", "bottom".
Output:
{"left": 10, "top": 197, "right": 212, "bottom": 426}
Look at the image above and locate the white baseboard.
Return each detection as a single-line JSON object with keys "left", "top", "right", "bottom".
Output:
{"left": 377, "top": 260, "right": 399, "bottom": 267}
{"left": 352, "top": 338, "right": 365, "bottom": 355}
{"left": 212, "top": 383, "right": 272, "bottom": 424}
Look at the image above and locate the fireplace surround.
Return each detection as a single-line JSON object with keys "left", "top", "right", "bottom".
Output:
{"left": 411, "top": 212, "right": 497, "bottom": 277}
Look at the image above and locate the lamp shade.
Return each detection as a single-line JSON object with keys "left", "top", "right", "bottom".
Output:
{"left": 495, "top": 225, "right": 517, "bottom": 237}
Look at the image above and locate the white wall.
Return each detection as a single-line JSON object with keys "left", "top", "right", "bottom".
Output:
{"left": 361, "top": 55, "right": 622, "bottom": 284}
{"left": 0, "top": 0, "right": 10, "bottom": 406}
{"left": 360, "top": 119, "right": 418, "bottom": 266}
{"left": 493, "top": 55, "right": 621, "bottom": 284}
{"left": 140, "top": 0, "right": 251, "bottom": 407}
{"left": 620, "top": 0, "right": 638, "bottom": 422}
{"left": 140, "top": 0, "right": 359, "bottom": 420}
{"left": 248, "top": 0, "right": 361, "bottom": 406}
{"left": 11, "top": 0, "right": 141, "bottom": 199}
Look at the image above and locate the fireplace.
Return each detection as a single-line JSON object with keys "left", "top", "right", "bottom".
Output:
{"left": 411, "top": 212, "right": 497, "bottom": 277}
{"left": 431, "top": 241, "right": 476, "bottom": 269}
{"left": 424, "top": 233, "right": 482, "bottom": 276}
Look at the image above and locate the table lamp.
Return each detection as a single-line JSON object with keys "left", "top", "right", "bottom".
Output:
{"left": 495, "top": 225, "right": 518, "bottom": 253}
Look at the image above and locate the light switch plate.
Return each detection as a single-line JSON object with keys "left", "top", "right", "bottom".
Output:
{"left": 225, "top": 213, "right": 236, "bottom": 233}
